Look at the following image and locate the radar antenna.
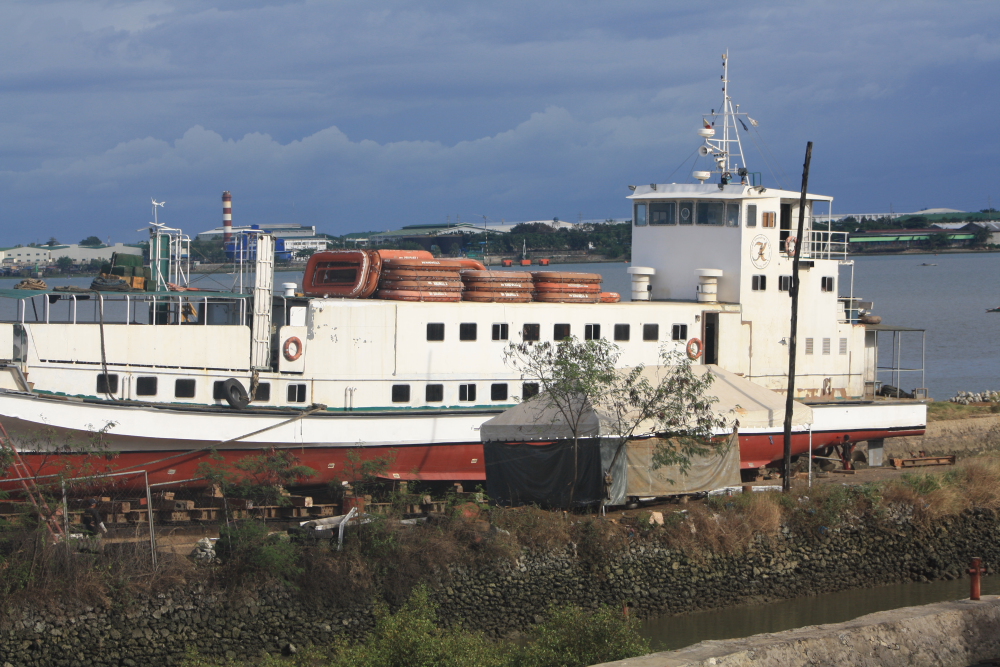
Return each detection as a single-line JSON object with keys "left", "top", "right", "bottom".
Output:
{"left": 694, "top": 52, "right": 753, "bottom": 186}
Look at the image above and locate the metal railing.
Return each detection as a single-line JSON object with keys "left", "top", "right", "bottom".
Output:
{"left": 803, "top": 230, "right": 848, "bottom": 260}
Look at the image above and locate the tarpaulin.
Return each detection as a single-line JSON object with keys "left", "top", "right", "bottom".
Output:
{"left": 623, "top": 432, "right": 742, "bottom": 497}
{"left": 484, "top": 438, "right": 606, "bottom": 508}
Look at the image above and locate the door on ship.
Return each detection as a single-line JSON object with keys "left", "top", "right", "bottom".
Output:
{"left": 780, "top": 203, "right": 792, "bottom": 244}
{"left": 703, "top": 312, "right": 719, "bottom": 365}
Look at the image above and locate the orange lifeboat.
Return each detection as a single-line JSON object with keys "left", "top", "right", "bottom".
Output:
{"left": 303, "top": 250, "right": 382, "bottom": 298}
{"left": 600, "top": 292, "right": 621, "bottom": 303}
{"left": 530, "top": 271, "right": 602, "bottom": 284}
{"left": 375, "top": 289, "right": 462, "bottom": 302}
{"left": 532, "top": 282, "right": 601, "bottom": 294}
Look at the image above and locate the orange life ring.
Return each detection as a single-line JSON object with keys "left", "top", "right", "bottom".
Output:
{"left": 283, "top": 336, "right": 303, "bottom": 362}
{"left": 785, "top": 236, "right": 798, "bottom": 256}
{"left": 686, "top": 338, "right": 703, "bottom": 360}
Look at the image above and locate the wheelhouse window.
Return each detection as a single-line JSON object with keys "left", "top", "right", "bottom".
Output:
{"left": 175, "top": 379, "right": 196, "bottom": 398}
{"left": 643, "top": 324, "right": 659, "bottom": 341}
{"left": 459, "top": 323, "right": 477, "bottom": 341}
{"left": 287, "top": 384, "right": 307, "bottom": 403}
{"left": 522, "top": 323, "right": 540, "bottom": 342}
{"left": 427, "top": 323, "right": 445, "bottom": 341}
{"left": 553, "top": 324, "right": 570, "bottom": 340}
{"left": 490, "top": 383, "right": 508, "bottom": 401}
{"left": 650, "top": 202, "right": 676, "bottom": 225}
{"left": 492, "top": 323, "right": 509, "bottom": 341}
{"left": 746, "top": 204, "right": 757, "bottom": 227}
{"left": 678, "top": 201, "right": 694, "bottom": 225}
{"left": 613, "top": 324, "right": 630, "bottom": 341}
{"left": 821, "top": 277, "right": 835, "bottom": 292}
{"left": 391, "top": 384, "right": 410, "bottom": 403}
{"left": 762, "top": 211, "right": 776, "bottom": 228}
{"left": 522, "top": 382, "right": 539, "bottom": 399}
{"left": 634, "top": 203, "right": 647, "bottom": 227}
{"left": 96, "top": 374, "right": 118, "bottom": 394}
{"left": 459, "top": 384, "right": 477, "bottom": 402}
{"left": 584, "top": 324, "right": 601, "bottom": 340}
{"left": 135, "top": 376, "right": 157, "bottom": 396}
{"left": 425, "top": 384, "right": 443, "bottom": 402}
{"left": 778, "top": 276, "right": 792, "bottom": 292}
{"left": 752, "top": 275, "right": 767, "bottom": 291}
{"left": 671, "top": 324, "right": 688, "bottom": 341}
{"left": 726, "top": 203, "right": 740, "bottom": 227}
{"left": 697, "top": 201, "right": 724, "bottom": 226}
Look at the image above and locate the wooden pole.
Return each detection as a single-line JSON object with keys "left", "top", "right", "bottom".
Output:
{"left": 783, "top": 141, "right": 813, "bottom": 493}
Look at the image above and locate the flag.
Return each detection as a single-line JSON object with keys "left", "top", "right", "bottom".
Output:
{"left": 747, "top": 116, "right": 759, "bottom": 127}
{"left": 703, "top": 118, "right": 712, "bottom": 129}
{"left": 738, "top": 118, "right": 749, "bottom": 131}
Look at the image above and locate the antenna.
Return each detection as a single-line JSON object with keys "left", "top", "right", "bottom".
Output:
{"left": 694, "top": 51, "right": 751, "bottom": 185}
{"left": 151, "top": 198, "right": 165, "bottom": 226}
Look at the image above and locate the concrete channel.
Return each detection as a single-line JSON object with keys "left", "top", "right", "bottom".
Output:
{"left": 592, "top": 596, "right": 1000, "bottom": 667}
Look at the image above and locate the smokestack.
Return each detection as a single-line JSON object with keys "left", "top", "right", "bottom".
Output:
{"left": 222, "top": 191, "right": 233, "bottom": 243}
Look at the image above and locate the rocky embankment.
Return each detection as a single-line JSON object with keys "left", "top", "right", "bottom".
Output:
{"left": 2, "top": 509, "right": 999, "bottom": 666}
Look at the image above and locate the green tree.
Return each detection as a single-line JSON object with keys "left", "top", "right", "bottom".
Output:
{"left": 295, "top": 247, "right": 317, "bottom": 258}
{"left": 971, "top": 225, "right": 991, "bottom": 247}
{"left": 55, "top": 256, "right": 74, "bottom": 273}
{"left": 79, "top": 236, "right": 102, "bottom": 247}
{"left": 46, "top": 237, "right": 59, "bottom": 246}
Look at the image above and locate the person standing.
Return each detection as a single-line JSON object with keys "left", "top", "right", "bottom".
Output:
{"left": 81, "top": 499, "right": 107, "bottom": 537}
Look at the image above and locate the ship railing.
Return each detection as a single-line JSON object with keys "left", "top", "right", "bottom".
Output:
{"left": 0, "top": 291, "right": 249, "bottom": 327}
{"left": 802, "top": 230, "right": 848, "bottom": 260}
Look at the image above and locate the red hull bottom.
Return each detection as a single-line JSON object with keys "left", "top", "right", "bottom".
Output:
{"left": 4, "top": 426, "right": 925, "bottom": 492}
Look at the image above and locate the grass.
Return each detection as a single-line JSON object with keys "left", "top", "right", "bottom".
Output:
{"left": 927, "top": 401, "right": 1000, "bottom": 422}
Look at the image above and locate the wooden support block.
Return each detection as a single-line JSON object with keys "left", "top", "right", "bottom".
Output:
{"left": 289, "top": 496, "right": 313, "bottom": 507}
{"left": 224, "top": 498, "right": 254, "bottom": 510}
{"left": 832, "top": 469, "right": 856, "bottom": 475}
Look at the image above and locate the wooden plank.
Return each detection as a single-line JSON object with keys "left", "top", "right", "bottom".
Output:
{"left": 892, "top": 455, "right": 956, "bottom": 469}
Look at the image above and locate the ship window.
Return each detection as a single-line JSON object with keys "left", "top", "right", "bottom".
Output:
{"left": 213, "top": 381, "right": 227, "bottom": 400}
{"left": 391, "top": 384, "right": 410, "bottom": 403}
{"left": 253, "top": 383, "right": 271, "bottom": 402}
{"left": 780, "top": 203, "right": 792, "bottom": 242}
{"left": 746, "top": 204, "right": 757, "bottom": 228}
{"left": 752, "top": 275, "right": 767, "bottom": 291}
{"left": 522, "top": 382, "right": 539, "bottom": 399}
{"left": 805, "top": 338, "right": 814, "bottom": 355}
{"left": 522, "top": 323, "right": 540, "bottom": 342}
{"left": 671, "top": 324, "right": 687, "bottom": 341}
{"left": 634, "top": 203, "right": 647, "bottom": 227}
{"left": 821, "top": 277, "right": 835, "bottom": 292}
{"left": 459, "top": 384, "right": 477, "bottom": 402}
{"left": 287, "top": 383, "right": 307, "bottom": 403}
{"left": 614, "top": 324, "right": 630, "bottom": 341}
{"left": 553, "top": 324, "right": 571, "bottom": 340}
{"left": 778, "top": 275, "right": 792, "bottom": 291}
{"left": 135, "top": 376, "right": 157, "bottom": 396}
{"left": 678, "top": 201, "right": 694, "bottom": 225}
{"left": 822, "top": 338, "right": 831, "bottom": 355}
{"left": 427, "top": 323, "right": 445, "bottom": 341}
{"left": 762, "top": 211, "right": 776, "bottom": 228}
{"left": 175, "top": 379, "right": 196, "bottom": 398}
{"left": 425, "top": 384, "right": 443, "bottom": 402}
{"left": 643, "top": 324, "right": 659, "bottom": 341}
{"left": 726, "top": 203, "right": 740, "bottom": 227}
{"left": 839, "top": 338, "right": 848, "bottom": 355}
{"left": 96, "top": 374, "right": 118, "bottom": 394}
{"left": 459, "top": 323, "right": 477, "bottom": 341}
{"left": 584, "top": 324, "right": 601, "bottom": 340}
{"left": 491, "top": 383, "right": 508, "bottom": 401}
{"left": 697, "top": 202, "right": 724, "bottom": 226}
{"left": 650, "top": 202, "right": 675, "bottom": 225}
{"left": 492, "top": 323, "right": 509, "bottom": 341}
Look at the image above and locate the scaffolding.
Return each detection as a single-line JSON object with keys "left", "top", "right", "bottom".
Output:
{"left": 866, "top": 324, "right": 927, "bottom": 399}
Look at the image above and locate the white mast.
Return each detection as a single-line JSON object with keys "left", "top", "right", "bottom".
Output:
{"left": 694, "top": 52, "right": 753, "bottom": 185}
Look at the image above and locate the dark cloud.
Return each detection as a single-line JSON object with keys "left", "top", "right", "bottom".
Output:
{"left": 0, "top": 0, "right": 998, "bottom": 244}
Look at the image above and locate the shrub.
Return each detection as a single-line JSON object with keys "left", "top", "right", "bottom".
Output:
{"left": 516, "top": 604, "right": 650, "bottom": 667}
{"left": 215, "top": 520, "right": 302, "bottom": 581}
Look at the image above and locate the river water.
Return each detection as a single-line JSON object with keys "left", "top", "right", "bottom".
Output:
{"left": 638, "top": 575, "right": 1000, "bottom": 651}
{"left": 3, "top": 252, "right": 995, "bottom": 400}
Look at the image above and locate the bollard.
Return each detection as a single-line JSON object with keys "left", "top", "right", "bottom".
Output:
{"left": 968, "top": 557, "right": 985, "bottom": 600}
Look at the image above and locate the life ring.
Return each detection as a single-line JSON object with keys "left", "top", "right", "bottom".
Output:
{"left": 222, "top": 378, "right": 250, "bottom": 410}
{"left": 283, "top": 336, "right": 304, "bottom": 361}
{"left": 785, "top": 236, "right": 798, "bottom": 256}
{"left": 686, "top": 338, "right": 703, "bottom": 360}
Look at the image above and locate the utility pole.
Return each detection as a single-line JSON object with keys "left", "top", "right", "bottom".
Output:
{"left": 783, "top": 141, "right": 813, "bottom": 493}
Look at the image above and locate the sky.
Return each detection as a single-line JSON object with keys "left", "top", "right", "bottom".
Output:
{"left": 0, "top": 0, "right": 998, "bottom": 246}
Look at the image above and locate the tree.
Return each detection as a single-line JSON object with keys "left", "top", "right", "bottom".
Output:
{"left": 79, "top": 236, "right": 102, "bottom": 247}
{"left": 55, "top": 256, "right": 74, "bottom": 273}
{"left": 46, "top": 237, "right": 59, "bottom": 246}
{"left": 504, "top": 337, "right": 728, "bottom": 508}
{"left": 295, "top": 247, "right": 317, "bottom": 258}
{"left": 971, "top": 225, "right": 991, "bottom": 247}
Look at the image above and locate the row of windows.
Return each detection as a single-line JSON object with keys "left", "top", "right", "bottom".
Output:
{"left": 751, "top": 276, "right": 836, "bottom": 293}
{"left": 634, "top": 202, "right": 780, "bottom": 228}
{"left": 426, "top": 322, "right": 688, "bottom": 342}
{"left": 391, "top": 382, "right": 540, "bottom": 404}
{"left": 803, "top": 338, "right": 848, "bottom": 355}
{"left": 97, "top": 375, "right": 309, "bottom": 403}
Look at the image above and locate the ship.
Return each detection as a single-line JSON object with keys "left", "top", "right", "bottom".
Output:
{"left": 0, "top": 55, "right": 925, "bottom": 490}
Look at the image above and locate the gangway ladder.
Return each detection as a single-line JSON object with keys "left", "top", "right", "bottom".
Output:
{"left": 0, "top": 421, "right": 66, "bottom": 543}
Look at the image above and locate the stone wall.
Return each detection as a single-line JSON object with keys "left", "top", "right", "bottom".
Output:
{"left": 3, "top": 509, "right": 999, "bottom": 666}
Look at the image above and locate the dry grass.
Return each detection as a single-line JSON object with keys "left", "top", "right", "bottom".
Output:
{"left": 927, "top": 401, "right": 999, "bottom": 422}
{"left": 660, "top": 491, "right": 783, "bottom": 555}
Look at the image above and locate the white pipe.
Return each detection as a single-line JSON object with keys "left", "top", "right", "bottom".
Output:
{"left": 808, "top": 425, "right": 813, "bottom": 489}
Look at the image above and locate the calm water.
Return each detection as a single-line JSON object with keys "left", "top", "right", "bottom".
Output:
{"left": 639, "top": 576, "right": 1000, "bottom": 651}
{"left": 3, "top": 253, "right": 994, "bottom": 399}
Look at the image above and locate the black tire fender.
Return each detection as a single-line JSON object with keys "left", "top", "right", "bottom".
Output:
{"left": 223, "top": 378, "right": 250, "bottom": 410}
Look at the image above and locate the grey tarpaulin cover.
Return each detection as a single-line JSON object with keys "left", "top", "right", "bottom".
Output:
{"left": 620, "top": 432, "right": 741, "bottom": 501}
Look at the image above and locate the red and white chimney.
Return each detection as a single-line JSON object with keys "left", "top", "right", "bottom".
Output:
{"left": 222, "top": 191, "right": 233, "bottom": 243}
